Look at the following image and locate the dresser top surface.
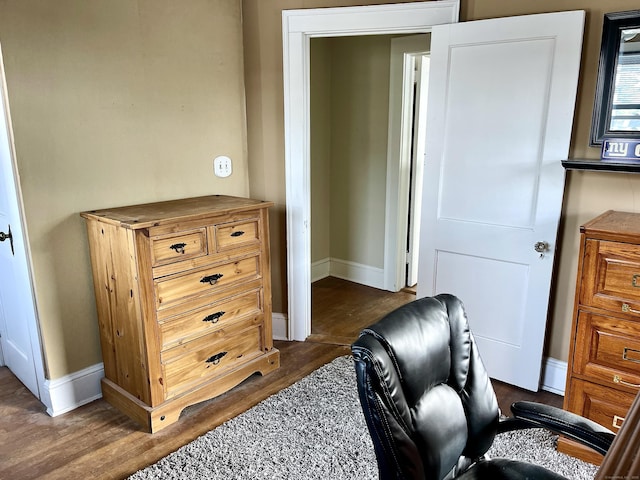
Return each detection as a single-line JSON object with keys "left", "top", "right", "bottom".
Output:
{"left": 582, "top": 210, "right": 640, "bottom": 237}
{"left": 80, "top": 195, "right": 273, "bottom": 229}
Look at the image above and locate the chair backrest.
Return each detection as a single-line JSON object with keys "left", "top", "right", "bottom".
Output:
{"left": 352, "top": 294, "right": 500, "bottom": 480}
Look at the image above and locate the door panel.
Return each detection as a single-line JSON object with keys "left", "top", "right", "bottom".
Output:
{"left": 418, "top": 11, "right": 585, "bottom": 390}
{"left": 439, "top": 39, "right": 553, "bottom": 227}
{"left": 0, "top": 48, "right": 40, "bottom": 397}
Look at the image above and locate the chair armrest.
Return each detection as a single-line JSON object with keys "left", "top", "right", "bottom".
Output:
{"left": 507, "top": 401, "right": 614, "bottom": 456}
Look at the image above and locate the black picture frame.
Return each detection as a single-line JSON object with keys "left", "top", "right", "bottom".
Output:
{"left": 591, "top": 9, "right": 640, "bottom": 146}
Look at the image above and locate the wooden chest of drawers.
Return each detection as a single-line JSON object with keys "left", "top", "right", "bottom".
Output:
{"left": 559, "top": 210, "right": 640, "bottom": 463}
{"left": 81, "top": 195, "right": 279, "bottom": 432}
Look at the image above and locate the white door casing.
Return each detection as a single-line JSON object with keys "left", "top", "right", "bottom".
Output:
{"left": 406, "top": 54, "right": 429, "bottom": 288}
{"left": 384, "top": 35, "right": 430, "bottom": 292}
{"left": 283, "top": 1, "right": 460, "bottom": 341}
{"left": 0, "top": 44, "right": 44, "bottom": 398}
{"left": 417, "top": 11, "right": 585, "bottom": 390}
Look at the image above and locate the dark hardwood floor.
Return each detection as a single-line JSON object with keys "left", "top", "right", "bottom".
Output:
{"left": 310, "top": 276, "right": 416, "bottom": 345}
{"left": 0, "top": 277, "right": 562, "bottom": 479}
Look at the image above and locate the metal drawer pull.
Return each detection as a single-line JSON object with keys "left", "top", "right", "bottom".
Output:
{"left": 202, "top": 311, "right": 225, "bottom": 323}
{"left": 169, "top": 242, "right": 187, "bottom": 254}
{"left": 623, "top": 347, "right": 640, "bottom": 364}
{"left": 633, "top": 274, "right": 640, "bottom": 287}
{"left": 205, "top": 351, "right": 227, "bottom": 365}
{"left": 230, "top": 231, "right": 245, "bottom": 237}
{"left": 622, "top": 303, "right": 640, "bottom": 314}
{"left": 200, "top": 273, "right": 223, "bottom": 285}
{"left": 612, "top": 415, "right": 625, "bottom": 430}
{"left": 613, "top": 374, "right": 640, "bottom": 389}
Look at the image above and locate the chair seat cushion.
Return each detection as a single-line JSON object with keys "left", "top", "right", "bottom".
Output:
{"left": 455, "top": 458, "right": 568, "bottom": 480}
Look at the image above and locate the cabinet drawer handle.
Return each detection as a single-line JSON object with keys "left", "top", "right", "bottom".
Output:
{"left": 621, "top": 303, "right": 640, "bottom": 314}
{"left": 612, "top": 415, "right": 625, "bottom": 430}
{"left": 230, "top": 231, "right": 245, "bottom": 237}
{"left": 633, "top": 274, "right": 640, "bottom": 287}
{"left": 623, "top": 347, "right": 640, "bottom": 364}
{"left": 205, "top": 351, "right": 227, "bottom": 365}
{"left": 200, "top": 273, "right": 223, "bottom": 285}
{"left": 202, "top": 311, "right": 225, "bottom": 323}
{"left": 613, "top": 374, "right": 640, "bottom": 389}
{"left": 169, "top": 242, "right": 187, "bottom": 254}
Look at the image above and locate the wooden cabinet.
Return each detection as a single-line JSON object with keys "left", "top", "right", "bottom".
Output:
{"left": 559, "top": 210, "right": 640, "bottom": 463}
{"left": 81, "top": 195, "right": 279, "bottom": 432}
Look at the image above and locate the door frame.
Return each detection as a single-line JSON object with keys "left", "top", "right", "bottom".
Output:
{"left": 385, "top": 36, "right": 430, "bottom": 291}
{"left": 282, "top": 1, "right": 459, "bottom": 341}
{"left": 0, "top": 44, "right": 46, "bottom": 398}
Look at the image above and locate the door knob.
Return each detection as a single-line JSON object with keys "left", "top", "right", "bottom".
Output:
{"left": 534, "top": 241, "right": 548, "bottom": 258}
{"left": 0, "top": 225, "right": 14, "bottom": 255}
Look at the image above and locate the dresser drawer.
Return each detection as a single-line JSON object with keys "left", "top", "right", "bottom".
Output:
{"left": 158, "top": 289, "right": 263, "bottom": 349}
{"left": 573, "top": 311, "right": 640, "bottom": 390}
{"left": 214, "top": 218, "right": 260, "bottom": 252}
{"left": 566, "top": 378, "right": 635, "bottom": 432}
{"left": 580, "top": 239, "right": 640, "bottom": 315}
{"left": 150, "top": 228, "right": 208, "bottom": 266}
{"left": 155, "top": 255, "right": 261, "bottom": 310}
{"left": 162, "top": 325, "right": 263, "bottom": 398}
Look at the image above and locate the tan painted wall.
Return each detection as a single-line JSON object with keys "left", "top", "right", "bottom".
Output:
{"left": 0, "top": 0, "right": 249, "bottom": 379}
{"left": 243, "top": 0, "right": 640, "bottom": 364}
{"left": 310, "top": 38, "right": 331, "bottom": 264}
{"left": 3, "top": 0, "right": 639, "bottom": 380}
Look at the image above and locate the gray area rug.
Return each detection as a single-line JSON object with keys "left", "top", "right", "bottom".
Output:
{"left": 129, "top": 356, "right": 598, "bottom": 479}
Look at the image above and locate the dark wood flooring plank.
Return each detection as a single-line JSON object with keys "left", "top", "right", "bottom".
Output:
{"left": 0, "top": 277, "right": 562, "bottom": 479}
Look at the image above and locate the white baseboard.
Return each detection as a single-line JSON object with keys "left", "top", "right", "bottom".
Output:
{"left": 41, "top": 363, "right": 104, "bottom": 417}
{"left": 272, "top": 312, "right": 288, "bottom": 341}
{"left": 328, "top": 258, "right": 385, "bottom": 290}
{"left": 37, "top": 331, "right": 565, "bottom": 417}
{"left": 311, "top": 258, "right": 331, "bottom": 283}
{"left": 311, "top": 257, "right": 385, "bottom": 290}
{"left": 541, "top": 357, "right": 567, "bottom": 396}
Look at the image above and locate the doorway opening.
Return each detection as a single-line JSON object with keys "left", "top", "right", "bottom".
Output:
{"left": 282, "top": 2, "right": 459, "bottom": 342}
{"left": 306, "top": 34, "right": 430, "bottom": 345}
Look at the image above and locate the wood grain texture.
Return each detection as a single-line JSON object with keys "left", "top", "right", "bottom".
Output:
{"left": 0, "top": 341, "right": 346, "bottom": 480}
{"left": 561, "top": 211, "right": 640, "bottom": 465}
{"left": 310, "top": 276, "right": 416, "bottom": 344}
{"left": 595, "top": 390, "right": 640, "bottom": 480}
{"left": 0, "top": 278, "right": 564, "bottom": 479}
{"left": 82, "top": 197, "right": 278, "bottom": 431}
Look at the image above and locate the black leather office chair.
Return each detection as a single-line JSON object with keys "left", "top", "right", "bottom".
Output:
{"left": 351, "top": 294, "right": 615, "bottom": 480}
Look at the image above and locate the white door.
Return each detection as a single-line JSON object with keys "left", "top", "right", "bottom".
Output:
{"left": 0, "top": 47, "right": 41, "bottom": 398}
{"left": 417, "top": 11, "right": 584, "bottom": 391}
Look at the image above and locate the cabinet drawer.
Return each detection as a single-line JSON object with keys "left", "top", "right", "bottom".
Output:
{"left": 581, "top": 239, "right": 640, "bottom": 315}
{"left": 214, "top": 218, "right": 260, "bottom": 252}
{"left": 158, "top": 289, "right": 263, "bottom": 349}
{"left": 150, "top": 228, "right": 207, "bottom": 266}
{"left": 566, "top": 378, "right": 635, "bottom": 432}
{"left": 162, "top": 325, "right": 263, "bottom": 398}
{"left": 155, "top": 255, "right": 261, "bottom": 310}
{"left": 573, "top": 311, "right": 640, "bottom": 389}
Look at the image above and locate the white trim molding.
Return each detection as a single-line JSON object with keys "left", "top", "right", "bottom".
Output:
{"left": 311, "top": 258, "right": 331, "bottom": 283}
{"left": 35, "top": 349, "right": 564, "bottom": 418}
{"left": 328, "top": 259, "right": 384, "bottom": 290}
{"left": 283, "top": 1, "right": 460, "bottom": 342}
{"left": 41, "top": 363, "right": 104, "bottom": 417}
{"left": 311, "top": 258, "right": 384, "bottom": 289}
{"left": 540, "top": 357, "right": 567, "bottom": 396}
{"left": 272, "top": 312, "right": 289, "bottom": 341}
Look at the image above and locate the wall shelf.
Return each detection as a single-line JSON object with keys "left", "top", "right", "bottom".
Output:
{"left": 562, "top": 158, "right": 640, "bottom": 173}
